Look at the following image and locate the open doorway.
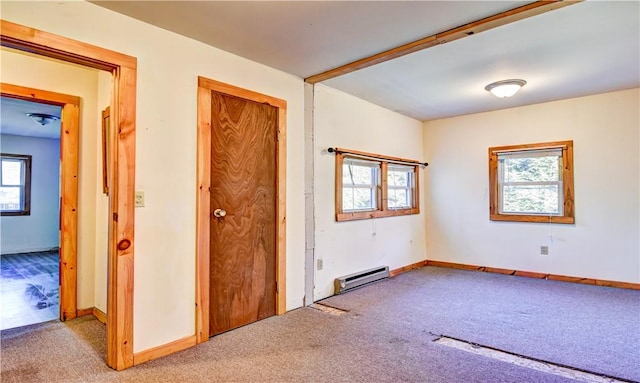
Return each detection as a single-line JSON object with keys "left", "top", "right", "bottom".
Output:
{"left": 0, "top": 97, "right": 62, "bottom": 329}
{"left": 1, "top": 20, "right": 137, "bottom": 370}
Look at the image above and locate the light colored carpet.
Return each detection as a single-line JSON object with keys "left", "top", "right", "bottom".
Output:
{"left": 2, "top": 266, "right": 638, "bottom": 382}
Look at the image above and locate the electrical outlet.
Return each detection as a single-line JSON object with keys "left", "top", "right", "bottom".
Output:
{"left": 317, "top": 258, "right": 323, "bottom": 271}
{"left": 135, "top": 191, "right": 145, "bottom": 207}
{"left": 540, "top": 245, "right": 549, "bottom": 255}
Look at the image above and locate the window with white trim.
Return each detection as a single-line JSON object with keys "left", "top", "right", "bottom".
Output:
{"left": 387, "top": 164, "right": 413, "bottom": 209}
{"left": 342, "top": 158, "right": 380, "bottom": 212}
{"left": 335, "top": 149, "right": 421, "bottom": 222}
{"left": 489, "top": 141, "right": 574, "bottom": 224}
{"left": 1, "top": 153, "right": 32, "bottom": 216}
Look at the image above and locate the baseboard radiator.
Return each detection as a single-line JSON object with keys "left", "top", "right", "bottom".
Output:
{"left": 334, "top": 266, "right": 390, "bottom": 294}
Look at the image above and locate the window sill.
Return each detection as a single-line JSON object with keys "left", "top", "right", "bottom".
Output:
{"left": 337, "top": 208, "right": 419, "bottom": 222}
{"left": 1, "top": 211, "right": 30, "bottom": 216}
{"left": 490, "top": 214, "right": 574, "bottom": 224}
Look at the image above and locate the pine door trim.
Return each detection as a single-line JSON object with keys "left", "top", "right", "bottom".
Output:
{"left": 0, "top": 83, "right": 80, "bottom": 323}
{"left": 1, "top": 20, "right": 137, "bottom": 370}
{"left": 195, "top": 76, "right": 287, "bottom": 344}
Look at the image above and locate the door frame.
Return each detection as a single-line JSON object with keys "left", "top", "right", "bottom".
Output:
{"left": 195, "top": 76, "right": 287, "bottom": 344}
{"left": 0, "top": 83, "right": 80, "bottom": 322}
{"left": 1, "top": 20, "right": 137, "bottom": 370}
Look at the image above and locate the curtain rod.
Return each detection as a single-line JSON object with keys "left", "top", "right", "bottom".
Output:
{"left": 491, "top": 145, "right": 567, "bottom": 154}
{"left": 328, "top": 147, "right": 429, "bottom": 167}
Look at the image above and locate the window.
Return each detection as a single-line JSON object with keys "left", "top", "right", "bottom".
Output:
{"left": 0, "top": 153, "right": 32, "bottom": 216}
{"left": 342, "top": 158, "right": 380, "bottom": 212}
{"left": 335, "top": 149, "right": 420, "bottom": 221}
{"left": 387, "top": 164, "right": 413, "bottom": 209}
{"left": 489, "top": 141, "right": 574, "bottom": 224}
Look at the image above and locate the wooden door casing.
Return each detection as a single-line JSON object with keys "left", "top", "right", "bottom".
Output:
{"left": 209, "top": 92, "right": 277, "bottom": 336}
{"left": 195, "top": 76, "right": 286, "bottom": 344}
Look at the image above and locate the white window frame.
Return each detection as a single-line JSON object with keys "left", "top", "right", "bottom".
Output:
{"left": 342, "top": 158, "right": 380, "bottom": 212}
{"left": 497, "top": 148, "right": 563, "bottom": 216}
{"left": 387, "top": 164, "right": 414, "bottom": 210}
{"left": 489, "top": 141, "right": 575, "bottom": 224}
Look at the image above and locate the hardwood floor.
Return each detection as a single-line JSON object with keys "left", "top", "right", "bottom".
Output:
{"left": 0, "top": 251, "right": 59, "bottom": 330}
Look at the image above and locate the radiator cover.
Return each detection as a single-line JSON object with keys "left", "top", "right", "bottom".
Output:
{"left": 334, "top": 266, "right": 390, "bottom": 294}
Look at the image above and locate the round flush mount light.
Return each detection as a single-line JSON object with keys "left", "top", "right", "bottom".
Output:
{"left": 484, "top": 79, "right": 527, "bottom": 98}
{"left": 26, "top": 113, "right": 60, "bottom": 126}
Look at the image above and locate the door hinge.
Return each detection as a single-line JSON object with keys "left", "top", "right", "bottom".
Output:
{"left": 276, "top": 282, "right": 279, "bottom": 293}
{"left": 276, "top": 130, "right": 280, "bottom": 142}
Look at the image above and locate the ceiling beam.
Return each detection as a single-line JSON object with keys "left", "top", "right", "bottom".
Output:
{"left": 304, "top": 0, "right": 582, "bottom": 84}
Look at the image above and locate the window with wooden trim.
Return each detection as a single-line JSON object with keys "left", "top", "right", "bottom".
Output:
{"left": 489, "top": 141, "right": 574, "bottom": 224}
{"left": 335, "top": 149, "right": 420, "bottom": 222}
{"left": 0, "top": 153, "right": 32, "bottom": 216}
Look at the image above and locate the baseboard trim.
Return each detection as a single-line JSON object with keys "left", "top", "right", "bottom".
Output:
{"left": 76, "top": 307, "right": 107, "bottom": 324}
{"left": 390, "top": 260, "right": 429, "bottom": 277}
{"left": 93, "top": 307, "right": 107, "bottom": 324}
{"left": 425, "top": 260, "right": 640, "bottom": 290}
{"left": 133, "top": 335, "right": 197, "bottom": 366}
{"left": 76, "top": 308, "right": 93, "bottom": 317}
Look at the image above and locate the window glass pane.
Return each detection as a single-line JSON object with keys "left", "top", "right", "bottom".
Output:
{"left": 0, "top": 186, "right": 21, "bottom": 210}
{"left": 343, "top": 187, "right": 376, "bottom": 211}
{"left": 344, "top": 162, "right": 378, "bottom": 186}
{"left": 502, "top": 155, "right": 560, "bottom": 182}
{"left": 343, "top": 188, "right": 354, "bottom": 210}
{"left": 353, "top": 188, "right": 375, "bottom": 210}
{"left": 389, "top": 189, "right": 410, "bottom": 209}
{"left": 388, "top": 170, "right": 410, "bottom": 187}
{"left": 502, "top": 185, "right": 560, "bottom": 214}
{"left": 2, "top": 160, "right": 22, "bottom": 185}
{"left": 388, "top": 165, "right": 412, "bottom": 187}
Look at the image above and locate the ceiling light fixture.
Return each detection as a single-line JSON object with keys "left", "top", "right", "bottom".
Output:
{"left": 484, "top": 79, "right": 527, "bottom": 98}
{"left": 26, "top": 113, "right": 60, "bottom": 126}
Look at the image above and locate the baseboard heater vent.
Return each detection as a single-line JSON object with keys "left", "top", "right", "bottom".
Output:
{"left": 334, "top": 266, "right": 390, "bottom": 294}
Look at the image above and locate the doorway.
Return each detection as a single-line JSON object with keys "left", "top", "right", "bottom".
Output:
{"left": 0, "top": 96, "right": 64, "bottom": 329}
{"left": 1, "top": 20, "right": 137, "bottom": 370}
{"left": 0, "top": 85, "right": 80, "bottom": 327}
{"left": 195, "top": 76, "right": 287, "bottom": 343}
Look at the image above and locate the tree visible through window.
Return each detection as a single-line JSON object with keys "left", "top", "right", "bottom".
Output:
{"left": 0, "top": 153, "right": 32, "bottom": 216}
{"left": 489, "top": 141, "right": 574, "bottom": 224}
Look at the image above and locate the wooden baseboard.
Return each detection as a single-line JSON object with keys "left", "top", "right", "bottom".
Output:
{"left": 425, "top": 260, "right": 640, "bottom": 290}
{"left": 133, "top": 335, "right": 197, "bottom": 366}
{"left": 390, "top": 260, "right": 429, "bottom": 277}
{"left": 76, "top": 308, "right": 93, "bottom": 317}
{"left": 76, "top": 307, "right": 107, "bottom": 324}
{"left": 93, "top": 307, "right": 107, "bottom": 324}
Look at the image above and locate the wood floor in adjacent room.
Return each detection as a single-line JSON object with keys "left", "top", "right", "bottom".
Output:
{"left": 1, "top": 266, "right": 638, "bottom": 383}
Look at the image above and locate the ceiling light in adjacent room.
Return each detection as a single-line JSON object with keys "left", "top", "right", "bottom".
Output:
{"left": 484, "top": 79, "right": 527, "bottom": 98}
{"left": 26, "top": 113, "right": 60, "bottom": 126}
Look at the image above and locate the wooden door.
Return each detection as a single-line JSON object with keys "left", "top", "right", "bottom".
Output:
{"left": 209, "top": 91, "right": 277, "bottom": 336}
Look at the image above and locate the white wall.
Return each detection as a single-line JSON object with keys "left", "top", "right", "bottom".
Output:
{"left": 0, "top": 135, "right": 60, "bottom": 254}
{"left": 313, "top": 84, "right": 427, "bottom": 300}
{"left": 1, "top": 1, "right": 306, "bottom": 353}
{"left": 424, "top": 88, "right": 640, "bottom": 283}
{"left": 1, "top": 48, "right": 102, "bottom": 309}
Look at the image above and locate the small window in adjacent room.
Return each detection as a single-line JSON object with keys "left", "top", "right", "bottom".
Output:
{"left": 489, "top": 141, "right": 574, "bottom": 224}
{"left": 0, "top": 153, "right": 32, "bottom": 216}
{"left": 335, "top": 149, "right": 421, "bottom": 222}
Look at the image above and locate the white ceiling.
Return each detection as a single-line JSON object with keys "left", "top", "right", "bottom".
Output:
{"left": 0, "top": 97, "right": 62, "bottom": 139}
{"left": 93, "top": 1, "right": 639, "bottom": 121}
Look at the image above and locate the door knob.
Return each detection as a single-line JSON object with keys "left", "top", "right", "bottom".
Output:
{"left": 213, "top": 208, "right": 227, "bottom": 218}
